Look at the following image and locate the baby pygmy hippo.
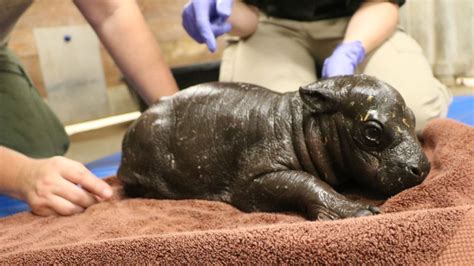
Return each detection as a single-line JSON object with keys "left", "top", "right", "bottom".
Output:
{"left": 118, "top": 75, "right": 430, "bottom": 220}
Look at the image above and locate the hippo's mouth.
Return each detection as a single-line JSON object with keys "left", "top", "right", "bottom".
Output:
{"left": 372, "top": 169, "right": 426, "bottom": 196}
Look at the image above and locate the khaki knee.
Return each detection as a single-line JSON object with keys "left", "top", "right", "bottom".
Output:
{"left": 408, "top": 81, "right": 452, "bottom": 133}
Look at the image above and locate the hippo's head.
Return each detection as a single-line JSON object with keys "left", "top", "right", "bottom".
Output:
{"left": 299, "top": 74, "right": 430, "bottom": 196}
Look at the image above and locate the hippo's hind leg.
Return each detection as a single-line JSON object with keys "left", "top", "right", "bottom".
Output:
{"left": 117, "top": 166, "right": 146, "bottom": 197}
{"left": 233, "top": 171, "right": 380, "bottom": 220}
{"left": 118, "top": 166, "right": 164, "bottom": 199}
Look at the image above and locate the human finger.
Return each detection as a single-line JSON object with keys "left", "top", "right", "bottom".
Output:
{"left": 211, "top": 21, "right": 232, "bottom": 37}
{"left": 53, "top": 177, "right": 98, "bottom": 208}
{"left": 182, "top": 3, "right": 206, "bottom": 43}
{"left": 61, "top": 164, "right": 113, "bottom": 200}
{"left": 46, "top": 194, "right": 85, "bottom": 216}
{"left": 216, "top": 0, "right": 233, "bottom": 18}
{"left": 193, "top": 2, "right": 218, "bottom": 51}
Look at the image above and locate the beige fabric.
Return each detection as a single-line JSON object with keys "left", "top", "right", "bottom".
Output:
{"left": 220, "top": 15, "right": 452, "bottom": 132}
{"left": 0, "top": 0, "right": 32, "bottom": 47}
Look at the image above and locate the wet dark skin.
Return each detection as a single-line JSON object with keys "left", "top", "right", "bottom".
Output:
{"left": 118, "top": 75, "right": 430, "bottom": 220}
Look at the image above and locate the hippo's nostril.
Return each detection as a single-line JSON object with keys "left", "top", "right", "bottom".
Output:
{"left": 410, "top": 166, "right": 422, "bottom": 177}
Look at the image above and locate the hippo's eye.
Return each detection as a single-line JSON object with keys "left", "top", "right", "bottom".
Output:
{"left": 362, "top": 121, "right": 383, "bottom": 146}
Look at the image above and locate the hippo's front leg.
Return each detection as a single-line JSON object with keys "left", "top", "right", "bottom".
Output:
{"left": 234, "top": 171, "right": 379, "bottom": 220}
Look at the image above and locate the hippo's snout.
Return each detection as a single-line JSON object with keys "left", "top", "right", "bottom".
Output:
{"left": 405, "top": 159, "right": 430, "bottom": 182}
{"left": 378, "top": 156, "right": 431, "bottom": 196}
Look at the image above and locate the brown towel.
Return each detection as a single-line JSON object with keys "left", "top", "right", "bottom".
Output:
{"left": 1, "top": 119, "right": 473, "bottom": 264}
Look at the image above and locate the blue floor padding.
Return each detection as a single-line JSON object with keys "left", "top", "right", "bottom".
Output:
{"left": 1, "top": 96, "right": 473, "bottom": 218}
{"left": 85, "top": 151, "right": 122, "bottom": 178}
{"left": 447, "top": 95, "right": 474, "bottom": 126}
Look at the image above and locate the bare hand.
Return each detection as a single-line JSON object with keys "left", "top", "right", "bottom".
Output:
{"left": 16, "top": 156, "right": 113, "bottom": 216}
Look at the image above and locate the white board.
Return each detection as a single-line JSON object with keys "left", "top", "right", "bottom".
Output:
{"left": 34, "top": 25, "right": 109, "bottom": 124}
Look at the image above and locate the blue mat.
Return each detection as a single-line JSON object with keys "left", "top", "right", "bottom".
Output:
{"left": 447, "top": 96, "right": 474, "bottom": 126}
{"left": 1, "top": 96, "right": 473, "bottom": 218}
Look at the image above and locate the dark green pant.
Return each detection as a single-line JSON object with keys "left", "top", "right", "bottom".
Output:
{"left": 0, "top": 46, "right": 69, "bottom": 158}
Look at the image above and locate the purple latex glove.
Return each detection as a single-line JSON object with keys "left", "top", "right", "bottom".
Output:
{"left": 322, "top": 41, "right": 366, "bottom": 78}
{"left": 182, "top": 0, "right": 233, "bottom": 52}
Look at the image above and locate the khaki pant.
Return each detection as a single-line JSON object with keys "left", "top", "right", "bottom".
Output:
{"left": 220, "top": 16, "right": 452, "bottom": 132}
{"left": 0, "top": 46, "right": 69, "bottom": 158}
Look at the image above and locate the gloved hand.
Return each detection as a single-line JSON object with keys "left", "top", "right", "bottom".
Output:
{"left": 322, "top": 40, "right": 366, "bottom": 78}
{"left": 182, "top": 0, "right": 233, "bottom": 52}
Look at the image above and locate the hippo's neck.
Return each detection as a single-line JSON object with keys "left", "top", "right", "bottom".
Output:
{"left": 287, "top": 95, "right": 319, "bottom": 176}
{"left": 316, "top": 113, "right": 353, "bottom": 186}
{"left": 288, "top": 95, "right": 350, "bottom": 186}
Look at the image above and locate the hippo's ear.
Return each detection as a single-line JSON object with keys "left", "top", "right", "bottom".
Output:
{"left": 299, "top": 80, "right": 340, "bottom": 113}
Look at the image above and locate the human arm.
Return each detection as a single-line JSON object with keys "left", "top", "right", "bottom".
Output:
{"left": 0, "top": 146, "right": 113, "bottom": 216}
{"left": 227, "top": 1, "right": 259, "bottom": 37}
{"left": 182, "top": 0, "right": 259, "bottom": 52}
{"left": 322, "top": 0, "right": 399, "bottom": 78}
{"left": 73, "top": 0, "right": 179, "bottom": 105}
{"left": 344, "top": 0, "right": 399, "bottom": 53}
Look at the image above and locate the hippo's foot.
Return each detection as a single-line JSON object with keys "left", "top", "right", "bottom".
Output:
{"left": 308, "top": 203, "right": 380, "bottom": 221}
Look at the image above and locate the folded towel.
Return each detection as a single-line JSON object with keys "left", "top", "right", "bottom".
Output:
{"left": 1, "top": 119, "right": 472, "bottom": 264}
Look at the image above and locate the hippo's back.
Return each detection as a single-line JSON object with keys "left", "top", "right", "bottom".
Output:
{"left": 118, "top": 82, "right": 289, "bottom": 201}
